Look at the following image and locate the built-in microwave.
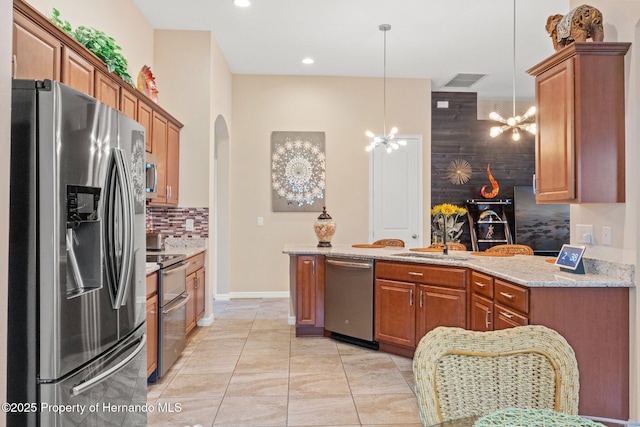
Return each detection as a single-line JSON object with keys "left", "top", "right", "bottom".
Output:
{"left": 145, "top": 153, "right": 158, "bottom": 199}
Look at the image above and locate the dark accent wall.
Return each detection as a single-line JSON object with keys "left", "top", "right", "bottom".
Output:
{"left": 431, "top": 92, "right": 535, "bottom": 247}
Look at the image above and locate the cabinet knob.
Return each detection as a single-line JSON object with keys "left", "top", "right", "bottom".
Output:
{"left": 411, "top": 234, "right": 418, "bottom": 239}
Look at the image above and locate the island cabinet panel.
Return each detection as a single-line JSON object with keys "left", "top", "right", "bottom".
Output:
{"left": 12, "top": 10, "right": 61, "bottom": 80}
{"left": 468, "top": 272, "right": 529, "bottom": 332}
{"left": 527, "top": 42, "right": 630, "bottom": 203}
{"left": 375, "top": 261, "right": 467, "bottom": 357}
{"left": 416, "top": 285, "right": 466, "bottom": 339}
{"left": 528, "top": 287, "right": 629, "bottom": 421}
{"left": 374, "top": 279, "right": 416, "bottom": 348}
{"left": 292, "top": 255, "right": 325, "bottom": 336}
{"left": 470, "top": 293, "right": 493, "bottom": 332}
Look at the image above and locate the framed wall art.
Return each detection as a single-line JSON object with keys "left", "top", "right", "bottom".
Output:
{"left": 271, "top": 131, "right": 325, "bottom": 212}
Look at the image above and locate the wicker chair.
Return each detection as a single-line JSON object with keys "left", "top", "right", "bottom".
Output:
{"left": 373, "top": 239, "right": 405, "bottom": 247}
{"left": 486, "top": 243, "right": 534, "bottom": 255}
{"left": 413, "top": 325, "right": 579, "bottom": 426}
{"left": 428, "top": 242, "right": 467, "bottom": 251}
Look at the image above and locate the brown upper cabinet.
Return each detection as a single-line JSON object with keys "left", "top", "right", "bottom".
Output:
{"left": 12, "top": 9, "right": 61, "bottom": 80}
{"left": 61, "top": 46, "right": 93, "bottom": 94}
{"left": 527, "top": 42, "right": 630, "bottom": 203}
{"left": 13, "top": 0, "right": 183, "bottom": 206}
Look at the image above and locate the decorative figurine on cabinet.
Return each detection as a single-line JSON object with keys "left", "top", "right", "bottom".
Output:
{"left": 546, "top": 4, "right": 604, "bottom": 51}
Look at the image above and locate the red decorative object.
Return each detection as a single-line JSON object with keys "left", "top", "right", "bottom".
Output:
{"left": 480, "top": 164, "right": 499, "bottom": 198}
{"left": 137, "top": 65, "right": 158, "bottom": 103}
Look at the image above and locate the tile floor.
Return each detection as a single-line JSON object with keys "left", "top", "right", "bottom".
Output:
{"left": 147, "top": 298, "right": 422, "bottom": 427}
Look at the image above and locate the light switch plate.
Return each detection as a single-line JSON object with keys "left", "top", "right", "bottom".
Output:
{"left": 602, "top": 226, "right": 612, "bottom": 246}
{"left": 257, "top": 217, "right": 264, "bottom": 227}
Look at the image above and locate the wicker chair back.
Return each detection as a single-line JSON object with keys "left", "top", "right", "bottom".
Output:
{"left": 413, "top": 325, "right": 579, "bottom": 426}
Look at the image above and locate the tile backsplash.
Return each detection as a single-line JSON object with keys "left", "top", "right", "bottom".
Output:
{"left": 146, "top": 206, "right": 209, "bottom": 238}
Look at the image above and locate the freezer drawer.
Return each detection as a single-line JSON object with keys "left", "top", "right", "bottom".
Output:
{"left": 325, "top": 258, "right": 375, "bottom": 343}
{"left": 37, "top": 325, "right": 147, "bottom": 427}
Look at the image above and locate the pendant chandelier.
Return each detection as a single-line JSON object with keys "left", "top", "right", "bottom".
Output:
{"left": 365, "top": 24, "right": 407, "bottom": 153}
{"left": 489, "top": 0, "right": 536, "bottom": 141}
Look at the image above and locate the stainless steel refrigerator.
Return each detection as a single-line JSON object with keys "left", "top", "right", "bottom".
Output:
{"left": 8, "top": 80, "right": 147, "bottom": 426}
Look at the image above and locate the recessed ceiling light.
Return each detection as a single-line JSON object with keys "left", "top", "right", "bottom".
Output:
{"left": 302, "top": 57, "right": 314, "bottom": 65}
{"left": 234, "top": 0, "right": 251, "bottom": 7}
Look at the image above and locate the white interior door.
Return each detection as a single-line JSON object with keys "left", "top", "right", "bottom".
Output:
{"left": 369, "top": 136, "right": 422, "bottom": 248}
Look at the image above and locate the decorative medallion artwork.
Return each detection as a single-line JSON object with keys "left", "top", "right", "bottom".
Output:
{"left": 271, "top": 131, "right": 326, "bottom": 212}
{"left": 446, "top": 159, "right": 472, "bottom": 185}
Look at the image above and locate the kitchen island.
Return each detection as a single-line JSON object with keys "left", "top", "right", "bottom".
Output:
{"left": 283, "top": 244, "right": 634, "bottom": 422}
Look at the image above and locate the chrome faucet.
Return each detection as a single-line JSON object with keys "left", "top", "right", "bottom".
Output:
{"left": 434, "top": 213, "right": 448, "bottom": 255}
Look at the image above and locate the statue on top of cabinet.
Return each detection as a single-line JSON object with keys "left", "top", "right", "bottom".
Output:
{"left": 546, "top": 4, "right": 604, "bottom": 51}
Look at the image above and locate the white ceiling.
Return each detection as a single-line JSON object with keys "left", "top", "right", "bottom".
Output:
{"left": 132, "top": 0, "right": 570, "bottom": 100}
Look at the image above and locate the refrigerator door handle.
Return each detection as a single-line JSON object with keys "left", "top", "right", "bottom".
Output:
{"left": 109, "top": 148, "right": 135, "bottom": 309}
{"left": 71, "top": 333, "right": 146, "bottom": 396}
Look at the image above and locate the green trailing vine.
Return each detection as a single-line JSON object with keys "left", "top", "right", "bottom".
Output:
{"left": 51, "top": 8, "right": 134, "bottom": 86}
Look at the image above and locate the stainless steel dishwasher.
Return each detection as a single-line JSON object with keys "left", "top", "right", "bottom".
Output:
{"left": 325, "top": 257, "right": 377, "bottom": 349}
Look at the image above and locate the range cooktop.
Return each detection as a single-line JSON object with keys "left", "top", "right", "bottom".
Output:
{"left": 146, "top": 253, "right": 186, "bottom": 269}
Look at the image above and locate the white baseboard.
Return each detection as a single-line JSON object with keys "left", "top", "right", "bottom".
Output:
{"left": 214, "top": 293, "right": 231, "bottom": 301}
{"left": 228, "top": 291, "right": 290, "bottom": 299}
{"left": 197, "top": 313, "right": 214, "bottom": 327}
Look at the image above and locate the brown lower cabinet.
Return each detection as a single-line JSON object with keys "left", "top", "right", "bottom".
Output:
{"left": 289, "top": 256, "right": 630, "bottom": 421}
{"left": 290, "top": 254, "right": 325, "bottom": 336}
{"left": 145, "top": 272, "right": 158, "bottom": 378}
{"left": 374, "top": 261, "right": 467, "bottom": 357}
{"left": 467, "top": 270, "right": 628, "bottom": 420}
{"left": 186, "top": 252, "right": 206, "bottom": 334}
{"left": 469, "top": 271, "right": 530, "bottom": 331}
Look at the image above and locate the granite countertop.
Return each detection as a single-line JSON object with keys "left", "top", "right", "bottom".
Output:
{"left": 283, "top": 244, "right": 634, "bottom": 288}
{"left": 146, "top": 237, "right": 207, "bottom": 275}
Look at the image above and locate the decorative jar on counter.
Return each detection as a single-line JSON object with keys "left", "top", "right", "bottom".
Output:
{"left": 314, "top": 206, "right": 336, "bottom": 247}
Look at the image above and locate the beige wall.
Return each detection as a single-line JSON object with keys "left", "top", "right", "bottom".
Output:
{"left": 153, "top": 30, "right": 211, "bottom": 208}
{"left": 568, "top": 0, "right": 640, "bottom": 420}
{"left": 1, "top": 0, "right": 12, "bottom": 424}
{"left": 27, "top": 0, "right": 154, "bottom": 87}
{"left": 230, "top": 75, "right": 431, "bottom": 295}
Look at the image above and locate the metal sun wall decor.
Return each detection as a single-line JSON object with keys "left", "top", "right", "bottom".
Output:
{"left": 271, "top": 131, "right": 326, "bottom": 212}
{"left": 446, "top": 159, "right": 472, "bottom": 185}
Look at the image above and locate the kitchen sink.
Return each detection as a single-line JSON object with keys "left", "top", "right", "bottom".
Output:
{"left": 390, "top": 252, "right": 471, "bottom": 261}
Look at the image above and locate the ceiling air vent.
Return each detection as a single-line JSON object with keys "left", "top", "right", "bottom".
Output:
{"left": 443, "top": 73, "right": 488, "bottom": 88}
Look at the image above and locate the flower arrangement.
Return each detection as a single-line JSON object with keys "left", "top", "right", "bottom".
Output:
{"left": 431, "top": 203, "right": 468, "bottom": 243}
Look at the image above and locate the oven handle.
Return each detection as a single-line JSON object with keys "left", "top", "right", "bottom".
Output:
{"left": 161, "top": 261, "right": 190, "bottom": 275}
{"left": 326, "top": 259, "right": 372, "bottom": 269}
{"left": 162, "top": 293, "right": 190, "bottom": 315}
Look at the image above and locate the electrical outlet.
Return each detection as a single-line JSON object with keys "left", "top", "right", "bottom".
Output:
{"left": 185, "top": 219, "right": 194, "bottom": 231}
{"left": 257, "top": 217, "right": 264, "bottom": 227}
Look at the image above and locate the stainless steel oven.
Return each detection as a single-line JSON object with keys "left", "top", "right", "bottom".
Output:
{"left": 147, "top": 253, "right": 188, "bottom": 378}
